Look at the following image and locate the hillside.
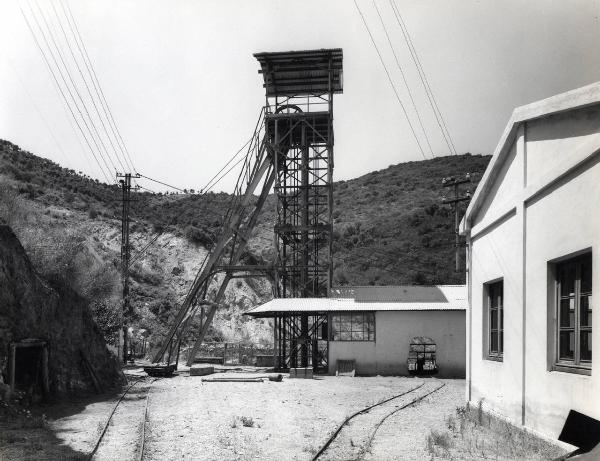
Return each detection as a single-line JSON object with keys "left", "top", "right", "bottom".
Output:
{"left": 330, "top": 154, "right": 490, "bottom": 285}
{"left": 0, "top": 139, "right": 490, "bottom": 347}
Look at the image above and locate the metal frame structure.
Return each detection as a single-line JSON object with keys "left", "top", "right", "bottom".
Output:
{"left": 149, "top": 49, "right": 343, "bottom": 370}
{"left": 273, "top": 313, "right": 329, "bottom": 372}
{"left": 256, "top": 49, "right": 342, "bottom": 299}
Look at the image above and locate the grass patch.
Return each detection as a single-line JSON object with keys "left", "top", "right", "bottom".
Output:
{"left": 425, "top": 400, "right": 567, "bottom": 460}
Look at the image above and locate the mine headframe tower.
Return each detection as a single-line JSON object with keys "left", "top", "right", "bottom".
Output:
{"left": 257, "top": 49, "right": 343, "bottom": 298}
{"left": 148, "top": 49, "right": 342, "bottom": 371}
{"left": 257, "top": 49, "right": 342, "bottom": 372}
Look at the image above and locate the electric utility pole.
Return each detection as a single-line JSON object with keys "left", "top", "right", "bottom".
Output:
{"left": 117, "top": 172, "right": 140, "bottom": 364}
{"left": 442, "top": 174, "right": 471, "bottom": 272}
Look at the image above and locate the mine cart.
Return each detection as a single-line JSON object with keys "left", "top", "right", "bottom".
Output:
{"left": 407, "top": 336, "right": 438, "bottom": 375}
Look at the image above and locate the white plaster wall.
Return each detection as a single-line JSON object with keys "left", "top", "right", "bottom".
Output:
{"left": 526, "top": 105, "right": 600, "bottom": 187}
{"left": 468, "top": 108, "right": 600, "bottom": 440}
{"left": 524, "top": 159, "right": 600, "bottom": 437}
{"left": 473, "top": 139, "right": 522, "bottom": 228}
{"left": 328, "top": 310, "right": 466, "bottom": 377}
{"left": 470, "top": 213, "right": 524, "bottom": 422}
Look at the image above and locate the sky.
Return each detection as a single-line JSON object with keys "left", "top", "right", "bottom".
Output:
{"left": 1, "top": 0, "right": 600, "bottom": 193}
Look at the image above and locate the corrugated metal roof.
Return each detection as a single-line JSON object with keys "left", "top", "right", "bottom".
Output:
{"left": 245, "top": 285, "right": 466, "bottom": 317}
{"left": 357, "top": 285, "right": 447, "bottom": 302}
{"left": 254, "top": 49, "right": 343, "bottom": 97}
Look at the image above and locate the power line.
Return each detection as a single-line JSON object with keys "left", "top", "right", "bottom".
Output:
{"left": 49, "top": 0, "right": 129, "bottom": 174}
{"left": 128, "top": 138, "right": 254, "bottom": 265}
{"left": 19, "top": 3, "right": 113, "bottom": 183}
{"left": 202, "top": 137, "right": 252, "bottom": 192}
{"left": 353, "top": 0, "right": 428, "bottom": 160}
{"left": 372, "top": 0, "right": 434, "bottom": 159}
{"left": 137, "top": 174, "right": 187, "bottom": 193}
{"left": 32, "top": 0, "right": 119, "bottom": 174}
{"left": 61, "top": 0, "right": 138, "bottom": 173}
{"left": 389, "top": 0, "right": 458, "bottom": 156}
{"left": 5, "top": 55, "right": 72, "bottom": 166}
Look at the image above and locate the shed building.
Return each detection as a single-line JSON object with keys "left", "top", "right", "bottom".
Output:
{"left": 246, "top": 285, "right": 466, "bottom": 377}
{"left": 460, "top": 81, "right": 600, "bottom": 440}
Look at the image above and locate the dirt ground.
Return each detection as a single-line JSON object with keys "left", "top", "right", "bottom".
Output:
{"left": 0, "top": 367, "right": 569, "bottom": 460}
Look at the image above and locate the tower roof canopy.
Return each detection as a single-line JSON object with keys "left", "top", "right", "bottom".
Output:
{"left": 254, "top": 48, "right": 343, "bottom": 97}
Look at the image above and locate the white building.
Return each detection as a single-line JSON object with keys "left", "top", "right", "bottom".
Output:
{"left": 461, "top": 82, "right": 600, "bottom": 439}
{"left": 246, "top": 285, "right": 466, "bottom": 377}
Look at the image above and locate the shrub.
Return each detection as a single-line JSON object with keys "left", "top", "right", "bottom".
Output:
{"left": 184, "top": 225, "right": 213, "bottom": 247}
{"left": 240, "top": 416, "right": 254, "bottom": 427}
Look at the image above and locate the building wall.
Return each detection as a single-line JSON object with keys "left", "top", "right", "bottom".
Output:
{"left": 470, "top": 210, "right": 524, "bottom": 422}
{"left": 328, "top": 310, "right": 466, "bottom": 377}
{"left": 523, "top": 157, "right": 600, "bottom": 436}
{"left": 467, "top": 105, "right": 600, "bottom": 439}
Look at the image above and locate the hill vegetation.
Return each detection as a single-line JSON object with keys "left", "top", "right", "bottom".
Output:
{"left": 0, "top": 139, "right": 490, "bottom": 347}
{"left": 0, "top": 139, "right": 491, "bottom": 286}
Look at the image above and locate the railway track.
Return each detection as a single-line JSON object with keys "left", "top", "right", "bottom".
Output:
{"left": 312, "top": 380, "right": 446, "bottom": 461}
{"left": 88, "top": 376, "right": 157, "bottom": 461}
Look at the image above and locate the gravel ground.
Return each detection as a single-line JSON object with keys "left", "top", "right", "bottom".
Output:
{"left": 364, "top": 379, "right": 463, "bottom": 461}
{"left": 143, "top": 372, "right": 428, "bottom": 460}
{"left": 3, "top": 369, "right": 566, "bottom": 461}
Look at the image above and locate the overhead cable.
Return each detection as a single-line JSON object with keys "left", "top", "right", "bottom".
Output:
{"left": 373, "top": 0, "right": 434, "bottom": 158}
{"left": 31, "top": 0, "right": 119, "bottom": 174}
{"left": 353, "top": 0, "right": 428, "bottom": 160}
{"left": 390, "top": 0, "right": 458, "bottom": 156}
{"left": 60, "top": 0, "right": 138, "bottom": 172}
{"left": 48, "top": 0, "right": 128, "bottom": 173}
{"left": 19, "top": 3, "right": 113, "bottom": 183}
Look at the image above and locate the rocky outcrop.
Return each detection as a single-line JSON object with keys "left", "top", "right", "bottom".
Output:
{"left": 0, "top": 225, "right": 123, "bottom": 396}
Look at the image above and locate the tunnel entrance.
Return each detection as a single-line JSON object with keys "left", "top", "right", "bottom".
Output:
{"left": 9, "top": 339, "right": 49, "bottom": 401}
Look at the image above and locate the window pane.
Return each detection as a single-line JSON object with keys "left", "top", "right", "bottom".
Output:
{"left": 581, "top": 254, "right": 593, "bottom": 294}
{"left": 340, "top": 330, "right": 351, "bottom": 341}
{"left": 331, "top": 321, "right": 339, "bottom": 340}
{"left": 560, "top": 298, "right": 575, "bottom": 328}
{"left": 499, "top": 307, "right": 503, "bottom": 331}
{"left": 351, "top": 331, "right": 363, "bottom": 341}
{"left": 490, "top": 309, "right": 498, "bottom": 330}
{"left": 580, "top": 331, "right": 592, "bottom": 362}
{"left": 340, "top": 317, "right": 351, "bottom": 333}
{"left": 559, "top": 331, "right": 575, "bottom": 360}
{"left": 490, "top": 282, "right": 503, "bottom": 308}
{"left": 580, "top": 295, "right": 592, "bottom": 327}
{"left": 559, "top": 263, "right": 576, "bottom": 297}
{"left": 490, "top": 332, "right": 498, "bottom": 353}
{"left": 367, "top": 313, "right": 375, "bottom": 328}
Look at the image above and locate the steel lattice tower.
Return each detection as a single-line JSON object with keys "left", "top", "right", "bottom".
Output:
{"left": 255, "top": 49, "right": 343, "bottom": 299}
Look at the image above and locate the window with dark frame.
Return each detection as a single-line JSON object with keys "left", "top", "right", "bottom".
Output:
{"left": 556, "top": 253, "right": 592, "bottom": 369}
{"left": 487, "top": 280, "right": 504, "bottom": 358}
{"left": 331, "top": 313, "right": 375, "bottom": 341}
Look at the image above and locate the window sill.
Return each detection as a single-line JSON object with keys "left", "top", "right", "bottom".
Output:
{"left": 485, "top": 355, "right": 503, "bottom": 362}
{"left": 551, "top": 364, "right": 591, "bottom": 376}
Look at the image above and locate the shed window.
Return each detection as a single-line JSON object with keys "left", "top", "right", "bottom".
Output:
{"left": 331, "top": 313, "right": 375, "bottom": 341}
{"left": 555, "top": 253, "right": 592, "bottom": 370}
{"left": 487, "top": 280, "right": 503, "bottom": 359}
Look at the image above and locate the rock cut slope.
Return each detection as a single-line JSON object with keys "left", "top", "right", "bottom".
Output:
{"left": 0, "top": 225, "right": 123, "bottom": 395}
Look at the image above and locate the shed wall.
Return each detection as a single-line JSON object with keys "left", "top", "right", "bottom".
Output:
{"left": 328, "top": 310, "right": 465, "bottom": 377}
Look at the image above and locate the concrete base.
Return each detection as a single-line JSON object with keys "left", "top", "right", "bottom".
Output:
{"left": 289, "top": 367, "right": 313, "bottom": 379}
{"left": 190, "top": 365, "right": 215, "bottom": 376}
